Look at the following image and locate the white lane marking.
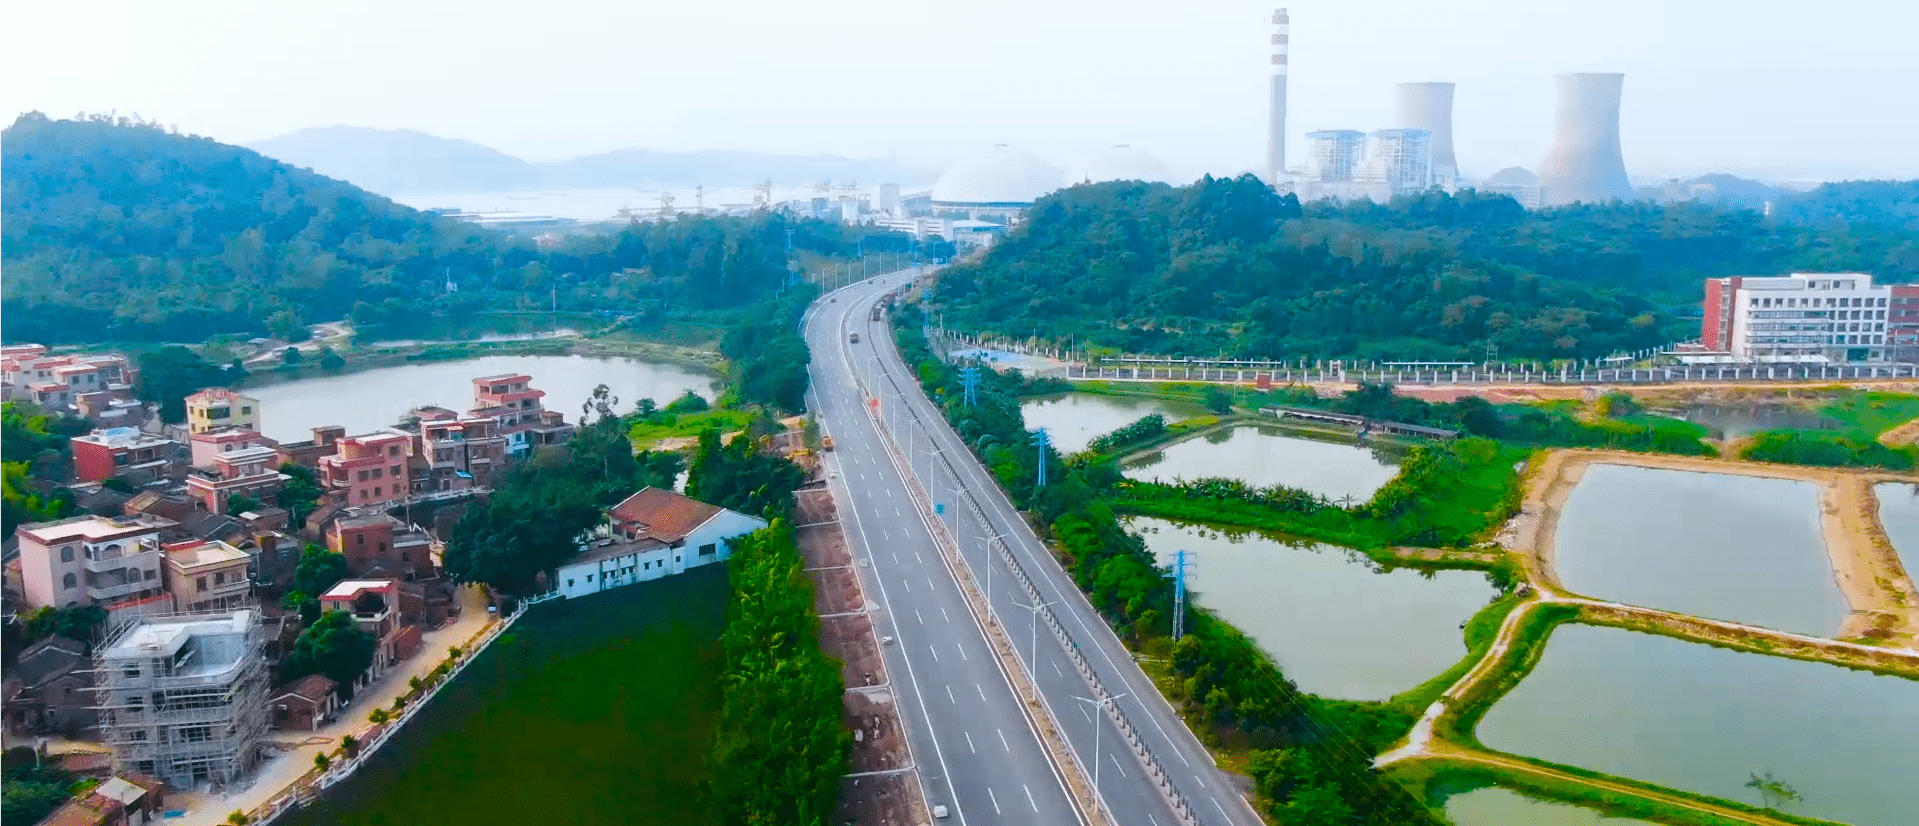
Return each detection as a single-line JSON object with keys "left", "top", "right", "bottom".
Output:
{"left": 887, "top": 488, "right": 894, "bottom": 499}
{"left": 1212, "top": 797, "right": 1230, "bottom": 821}
{"left": 1195, "top": 776, "right": 1206, "bottom": 790}
{"left": 965, "top": 731, "right": 975, "bottom": 754}
{"left": 1149, "top": 814, "right": 1161, "bottom": 826}
{"left": 1052, "top": 660, "right": 1064, "bottom": 677}
{"left": 892, "top": 553, "right": 900, "bottom": 565}
{"left": 928, "top": 577, "right": 938, "bottom": 592}
{"left": 988, "top": 788, "right": 1001, "bottom": 815}
{"left": 998, "top": 729, "right": 1010, "bottom": 752}
{"left": 946, "top": 685, "right": 957, "bottom": 704}
{"left": 901, "top": 578, "right": 910, "bottom": 593}
{"left": 915, "top": 551, "right": 923, "bottom": 564}
{"left": 1110, "top": 752, "right": 1127, "bottom": 779}
{"left": 915, "top": 609, "right": 924, "bottom": 625}
{"left": 976, "top": 683, "right": 987, "bottom": 702}
{"left": 881, "top": 530, "right": 889, "bottom": 540}
{"left": 895, "top": 507, "right": 903, "bottom": 517}
{"left": 928, "top": 645, "right": 940, "bottom": 663}
{"left": 1078, "top": 704, "right": 1092, "bottom": 723}
{"left": 940, "top": 606, "right": 949, "bottom": 623}
{"left": 1023, "top": 784, "right": 1038, "bottom": 812}
{"left": 956, "top": 643, "right": 967, "bottom": 661}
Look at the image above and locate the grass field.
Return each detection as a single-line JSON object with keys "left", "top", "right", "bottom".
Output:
{"left": 276, "top": 567, "right": 730, "bottom": 826}
{"left": 1819, "top": 391, "right": 1919, "bottom": 439}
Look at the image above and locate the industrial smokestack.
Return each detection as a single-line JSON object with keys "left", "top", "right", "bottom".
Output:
{"left": 1394, "top": 82, "right": 1456, "bottom": 179}
{"left": 1539, "top": 72, "right": 1632, "bottom": 205}
{"left": 1265, "top": 8, "right": 1289, "bottom": 187}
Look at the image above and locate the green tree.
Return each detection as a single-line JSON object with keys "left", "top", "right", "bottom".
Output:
{"left": 281, "top": 610, "right": 377, "bottom": 693}
{"left": 1746, "top": 772, "right": 1803, "bottom": 811}
{"left": 318, "top": 347, "right": 346, "bottom": 371}
{"left": 1201, "top": 386, "right": 1234, "bottom": 415}
{"left": 3, "top": 461, "right": 73, "bottom": 539}
{"left": 135, "top": 346, "right": 239, "bottom": 423}
{"left": 281, "top": 346, "right": 302, "bottom": 366}
{"left": 266, "top": 309, "right": 308, "bottom": 341}
{"left": 21, "top": 605, "right": 108, "bottom": 644}
{"left": 685, "top": 427, "right": 805, "bottom": 520}
{"left": 225, "top": 493, "right": 266, "bottom": 515}
{"left": 276, "top": 462, "right": 324, "bottom": 524}
{"left": 293, "top": 544, "right": 350, "bottom": 597}
{"left": 664, "top": 390, "right": 709, "bottom": 414}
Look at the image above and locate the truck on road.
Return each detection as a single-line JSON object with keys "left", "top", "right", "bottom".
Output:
{"left": 849, "top": 332, "right": 860, "bottom": 343}
{"left": 822, "top": 435, "right": 835, "bottom": 451}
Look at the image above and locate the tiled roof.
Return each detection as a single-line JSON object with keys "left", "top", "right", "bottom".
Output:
{"left": 607, "top": 487, "right": 722, "bottom": 543}
{"left": 273, "top": 673, "right": 339, "bottom": 703}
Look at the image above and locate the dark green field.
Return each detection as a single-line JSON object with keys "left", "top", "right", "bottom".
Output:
{"left": 276, "top": 566, "right": 729, "bottom": 826}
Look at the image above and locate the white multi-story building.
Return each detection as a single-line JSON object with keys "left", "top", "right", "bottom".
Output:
{"left": 95, "top": 610, "right": 269, "bottom": 791}
{"left": 1701, "top": 272, "right": 1900, "bottom": 363}
{"left": 16, "top": 514, "right": 174, "bottom": 610}
{"left": 556, "top": 487, "right": 767, "bottom": 600}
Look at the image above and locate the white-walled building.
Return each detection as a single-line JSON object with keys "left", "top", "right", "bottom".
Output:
{"left": 16, "top": 514, "right": 174, "bottom": 610}
{"left": 1701, "top": 272, "right": 1900, "bottom": 363}
{"left": 556, "top": 487, "right": 767, "bottom": 600}
{"left": 95, "top": 610, "right": 269, "bottom": 791}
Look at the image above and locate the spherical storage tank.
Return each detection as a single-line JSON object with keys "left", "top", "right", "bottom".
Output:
{"left": 1069, "top": 145, "right": 1177, "bottom": 185}
{"left": 931, "top": 145, "right": 1065, "bottom": 207}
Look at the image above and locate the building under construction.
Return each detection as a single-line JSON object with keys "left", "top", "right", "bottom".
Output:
{"left": 95, "top": 610, "right": 269, "bottom": 791}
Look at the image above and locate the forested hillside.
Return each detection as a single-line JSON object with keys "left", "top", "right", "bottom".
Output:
{"left": 933, "top": 176, "right": 1919, "bottom": 361}
{"left": 2, "top": 113, "right": 895, "bottom": 344}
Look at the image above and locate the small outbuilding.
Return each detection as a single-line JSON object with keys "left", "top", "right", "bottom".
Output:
{"left": 269, "top": 674, "right": 340, "bottom": 732}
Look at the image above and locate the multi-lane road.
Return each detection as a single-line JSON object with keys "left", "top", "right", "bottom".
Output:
{"left": 804, "top": 271, "right": 1264, "bottom": 826}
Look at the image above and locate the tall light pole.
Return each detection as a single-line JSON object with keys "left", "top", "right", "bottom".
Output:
{"left": 1073, "top": 693, "right": 1129, "bottom": 792}
{"left": 1017, "top": 598, "right": 1057, "bottom": 680}
{"left": 978, "top": 532, "right": 1007, "bottom": 617}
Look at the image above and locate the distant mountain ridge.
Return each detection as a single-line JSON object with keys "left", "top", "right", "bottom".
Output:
{"left": 248, "top": 126, "right": 934, "bottom": 196}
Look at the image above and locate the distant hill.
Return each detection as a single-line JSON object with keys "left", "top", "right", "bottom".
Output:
{"left": 1773, "top": 179, "right": 1919, "bottom": 232}
{"left": 1636, "top": 173, "right": 1790, "bottom": 212}
{"left": 248, "top": 125, "right": 539, "bottom": 196}
{"left": 248, "top": 126, "right": 933, "bottom": 196}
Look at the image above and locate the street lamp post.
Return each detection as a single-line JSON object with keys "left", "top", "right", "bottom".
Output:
{"left": 1072, "top": 693, "right": 1129, "bottom": 793}
{"left": 1017, "top": 598, "right": 1057, "bottom": 680}
{"left": 978, "top": 532, "right": 1007, "bottom": 617}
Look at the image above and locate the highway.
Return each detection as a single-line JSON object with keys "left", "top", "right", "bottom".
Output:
{"left": 805, "top": 270, "right": 1265, "bottom": 826}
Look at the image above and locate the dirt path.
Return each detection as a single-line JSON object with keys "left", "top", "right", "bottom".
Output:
{"left": 1880, "top": 417, "right": 1919, "bottom": 447}
{"left": 1412, "top": 744, "right": 1805, "bottom": 826}
{"left": 1514, "top": 449, "right": 1919, "bottom": 643}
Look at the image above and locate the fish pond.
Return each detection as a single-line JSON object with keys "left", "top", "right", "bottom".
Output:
{"left": 1020, "top": 391, "right": 1212, "bottom": 455}
{"left": 1552, "top": 463, "right": 1849, "bottom": 636}
{"left": 1123, "top": 425, "right": 1402, "bottom": 503}
{"left": 1441, "top": 787, "right": 1657, "bottom": 826}
{"left": 1476, "top": 624, "right": 1919, "bottom": 826}
{"left": 1129, "top": 517, "right": 1496, "bottom": 701}
{"left": 1873, "top": 482, "right": 1919, "bottom": 580}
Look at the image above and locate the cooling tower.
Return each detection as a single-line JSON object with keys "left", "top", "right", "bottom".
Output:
{"left": 1394, "top": 82, "right": 1456, "bottom": 173}
{"left": 1265, "top": 8, "right": 1289, "bottom": 187}
{"left": 1538, "top": 72, "right": 1632, "bottom": 205}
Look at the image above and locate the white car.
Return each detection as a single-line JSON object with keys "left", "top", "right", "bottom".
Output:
{"left": 932, "top": 804, "right": 950, "bottom": 819}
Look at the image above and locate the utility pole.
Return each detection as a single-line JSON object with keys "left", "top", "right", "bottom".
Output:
{"left": 1018, "top": 599, "right": 1057, "bottom": 677}
{"left": 960, "top": 366, "right": 982, "bottom": 407}
{"left": 979, "top": 533, "right": 1007, "bottom": 615}
{"left": 1166, "top": 550, "right": 1193, "bottom": 641}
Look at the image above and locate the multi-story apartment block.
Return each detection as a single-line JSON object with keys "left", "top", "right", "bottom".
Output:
{"left": 470, "top": 374, "right": 573, "bottom": 457}
{"left": 183, "top": 389, "right": 260, "bottom": 434}
{"left": 327, "top": 514, "right": 436, "bottom": 580}
{"left": 317, "top": 431, "right": 414, "bottom": 506}
{"left": 95, "top": 610, "right": 269, "bottom": 790}
{"left": 163, "top": 540, "right": 253, "bottom": 613}
{"left": 71, "top": 428, "right": 181, "bottom": 485}
{"left": 16, "top": 514, "right": 175, "bottom": 610}
{"left": 1701, "top": 272, "right": 1914, "bottom": 364}
{"left": 395, "top": 406, "right": 507, "bottom": 492}
{"left": 185, "top": 428, "right": 288, "bottom": 515}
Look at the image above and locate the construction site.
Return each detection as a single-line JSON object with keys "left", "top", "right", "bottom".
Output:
{"left": 92, "top": 610, "right": 271, "bottom": 793}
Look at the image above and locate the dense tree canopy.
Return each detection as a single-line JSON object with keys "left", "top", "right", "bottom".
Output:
{"left": 281, "top": 609, "right": 378, "bottom": 694}
{"left": 933, "top": 176, "right": 1919, "bottom": 362}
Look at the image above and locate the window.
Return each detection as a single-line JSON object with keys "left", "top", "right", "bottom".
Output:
{"left": 242, "top": 406, "right": 252, "bottom": 414}
{"left": 122, "top": 664, "right": 139, "bottom": 679}
{"left": 699, "top": 543, "right": 717, "bottom": 556}
{"left": 388, "top": 445, "right": 400, "bottom": 457}
{"left": 586, "top": 574, "right": 593, "bottom": 582}
{"left": 390, "top": 465, "right": 401, "bottom": 477}
{"left": 144, "top": 569, "right": 156, "bottom": 580}
{"left": 62, "top": 572, "right": 77, "bottom": 589}
{"left": 197, "top": 577, "right": 208, "bottom": 592}
{"left": 60, "top": 546, "right": 74, "bottom": 562}
{"left": 214, "top": 572, "right": 226, "bottom": 585}
{"left": 374, "top": 486, "right": 383, "bottom": 496}
{"left": 378, "top": 541, "right": 386, "bottom": 553}
{"left": 567, "top": 578, "right": 574, "bottom": 587}
{"left": 357, "top": 534, "right": 365, "bottom": 546}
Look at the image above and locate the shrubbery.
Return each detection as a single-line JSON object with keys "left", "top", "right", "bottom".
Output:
{"left": 1740, "top": 430, "right": 1915, "bottom": 470}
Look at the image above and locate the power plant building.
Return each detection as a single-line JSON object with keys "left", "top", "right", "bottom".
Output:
{"left": 1297, "top": 128, "right": 1436, "bottom": 202}
{"left": 1479, "top": 167, "right": 1543, "bottom": 209}
{"left": 1539, "top": 72, "right": 1633, "bottom": 205}
{"left": 930, "top": 144, "right": 1063, "bottom": 223}
{"left": 1358, "top": 128, "right": 1434, "bottom": 196}
{"left": 1071, "top": 145, "right": 1176, "bottom": 185}
{"left": 1303, "top": 130, "right": 1366, "bottom": 183}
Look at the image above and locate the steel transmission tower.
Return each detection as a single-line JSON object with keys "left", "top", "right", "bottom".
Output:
{"left": 1032, "top": 427, "right": 1051, "bottom": 488}
{"left": 1167, "top": 549, "right": 1193, "bottom": 641}
{"left": 960, "top": 366, "right": 982, "bottom": 406}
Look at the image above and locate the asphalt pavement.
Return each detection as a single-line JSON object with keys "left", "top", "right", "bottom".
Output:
{"left": 805, "top": 271, "right": 1264, "bottom": 826}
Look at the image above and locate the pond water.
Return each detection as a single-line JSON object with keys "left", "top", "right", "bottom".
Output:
{"left": 275, "top": 568, "right": 729, "bottom": 826}
{"left": 246, "top": 354, "right": 715, "bottom": 443}
{"left": 1128, "top": 517, "right": 1496, "bottom": 700}
{"left": 1442, "top": 787, "right": 1658, "bottom": 826}
{"left": 1553, "top": 464, "right": 1848, "bottom": 636}
{"left": 1660, "top": 404, "right": 1838, "bottom": 439}
{"left": 1020, "top": 392, "right": 1212, "bottom": 455}
{"left": 355, "top": 311, "right": 601, "bottom": 346}
{"left": 1873, "top": 482, "right": 1919, "bottom": 580}
{"left": 1477, "top": 624, "right": 1919, "bottom": 826}
{"left": 1123, "top": 426, "right": 1401, "bottom": 503}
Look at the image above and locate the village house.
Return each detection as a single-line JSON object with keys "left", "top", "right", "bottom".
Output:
{"left": 556, "top": 487, "right": 767, "bottom": 600}
{"left": 184, "top": 427, "right": 288, "bottom": 515}
{"left": 182, "top": 388, "right": 259, "bottom": 434}
{"left": 470, "top": 373, "right": 574, "bottom": 458}
{"left": 36, "top": 774, "right": 167, "bottom": 826}
{"left": 267, "top": 674, "right": 339, "bottom": 732}
{"left": 317, "top": 431, "right": 414, "bottom": 507}
{"left": 162, "top": 539, "right": 253, "bottom": 613}
{"left": 4, "top": 635, "right": 94, "bottom": 737}
{"left": 69, "top": 428, "right": 182, "bottom": 485}
{"left": 317, "top": 579, "right": 419, "bottom": 688}
{"left": 326, "top": 513, "right": 436, "bottom": 580}
{"left": 15, "top": 514, "right": 174, "bottom": 610}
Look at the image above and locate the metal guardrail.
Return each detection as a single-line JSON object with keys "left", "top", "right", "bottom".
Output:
{"left": 865, "top": 327, "right": 1205, "bottom": 826}
{"left": 1066, "top": 362, "right": 1919, "bottom": 385}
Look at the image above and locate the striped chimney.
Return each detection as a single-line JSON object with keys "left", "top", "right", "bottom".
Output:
{"left": 1266, "top": 8, "right": 1289, "bottom": 187}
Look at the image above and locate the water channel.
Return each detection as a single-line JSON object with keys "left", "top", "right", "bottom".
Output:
{"left": 1019, "top": 392, "right": 1211, "bottom": 454}
{"left": 1442, "top": 787, "right": 1657, "bottom": 826}
{"left": 1659, "top": 404, "right": 1839, "bottom": 439}
{"left": 1128, "top": 517, "right": 1495, "bottom": 701}
{"left": 1124, "top": 426, "right": 1401, "bottom": 503}
{"left": 247, "top": 354, "right": 716, "bottom": 443}
{"left": 1552, "top": 464, "right": 1849, "bottom": 636}
{"left": 275, "top": 568, "right": 729, "bottom": 826}
{"left": 1872, "top": 482, "right": 1919, "bottom": 578}
{"left": 1476, "top": 624, "right": 1919, "bottom": 826}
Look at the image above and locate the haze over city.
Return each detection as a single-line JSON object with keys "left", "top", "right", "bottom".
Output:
{"left": 7, "top": 0, "right": 1916, "bottom": 183}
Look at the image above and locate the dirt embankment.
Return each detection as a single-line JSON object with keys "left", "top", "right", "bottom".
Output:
{"left": 1515, "top": 449, "right": 1919, "bottom": 645}
{"left": 1878, "top": 417, "right": 1919, "bottom": 447}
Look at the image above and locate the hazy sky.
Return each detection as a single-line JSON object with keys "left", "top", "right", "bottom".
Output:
{"left": 8, "top": 0, "right": 1916, "bottom": 183}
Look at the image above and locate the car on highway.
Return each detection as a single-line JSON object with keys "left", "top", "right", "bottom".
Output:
{"left": 849, "top": 332, "right": 860, "bottom": 343}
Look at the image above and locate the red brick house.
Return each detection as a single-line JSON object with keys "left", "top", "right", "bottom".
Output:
{"left": 268, "top": 674, "right": 340, "bottom": 731}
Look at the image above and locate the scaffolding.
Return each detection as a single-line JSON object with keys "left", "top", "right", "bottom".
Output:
{"left": 93, "top": 610, "right": 270, "bottom": 792}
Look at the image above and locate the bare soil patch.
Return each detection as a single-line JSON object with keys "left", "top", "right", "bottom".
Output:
{"left": 834, "top": 773, "right": 926, "bottom": 826}
{"left": 845, "top": 690, "right": 911, "bottom": 773}
{"left": 824, "top": 614, "right": 887, "bottom": 689}
{"left": 807, "top": 565, "right": 866, "bottom": 615}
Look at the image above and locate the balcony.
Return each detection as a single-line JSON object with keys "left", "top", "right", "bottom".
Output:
{"left": 84, "top": 547, "right": 159, "bottom": 573}
{"left": 87, "top": 579, "right": 149, "bottom": 601}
